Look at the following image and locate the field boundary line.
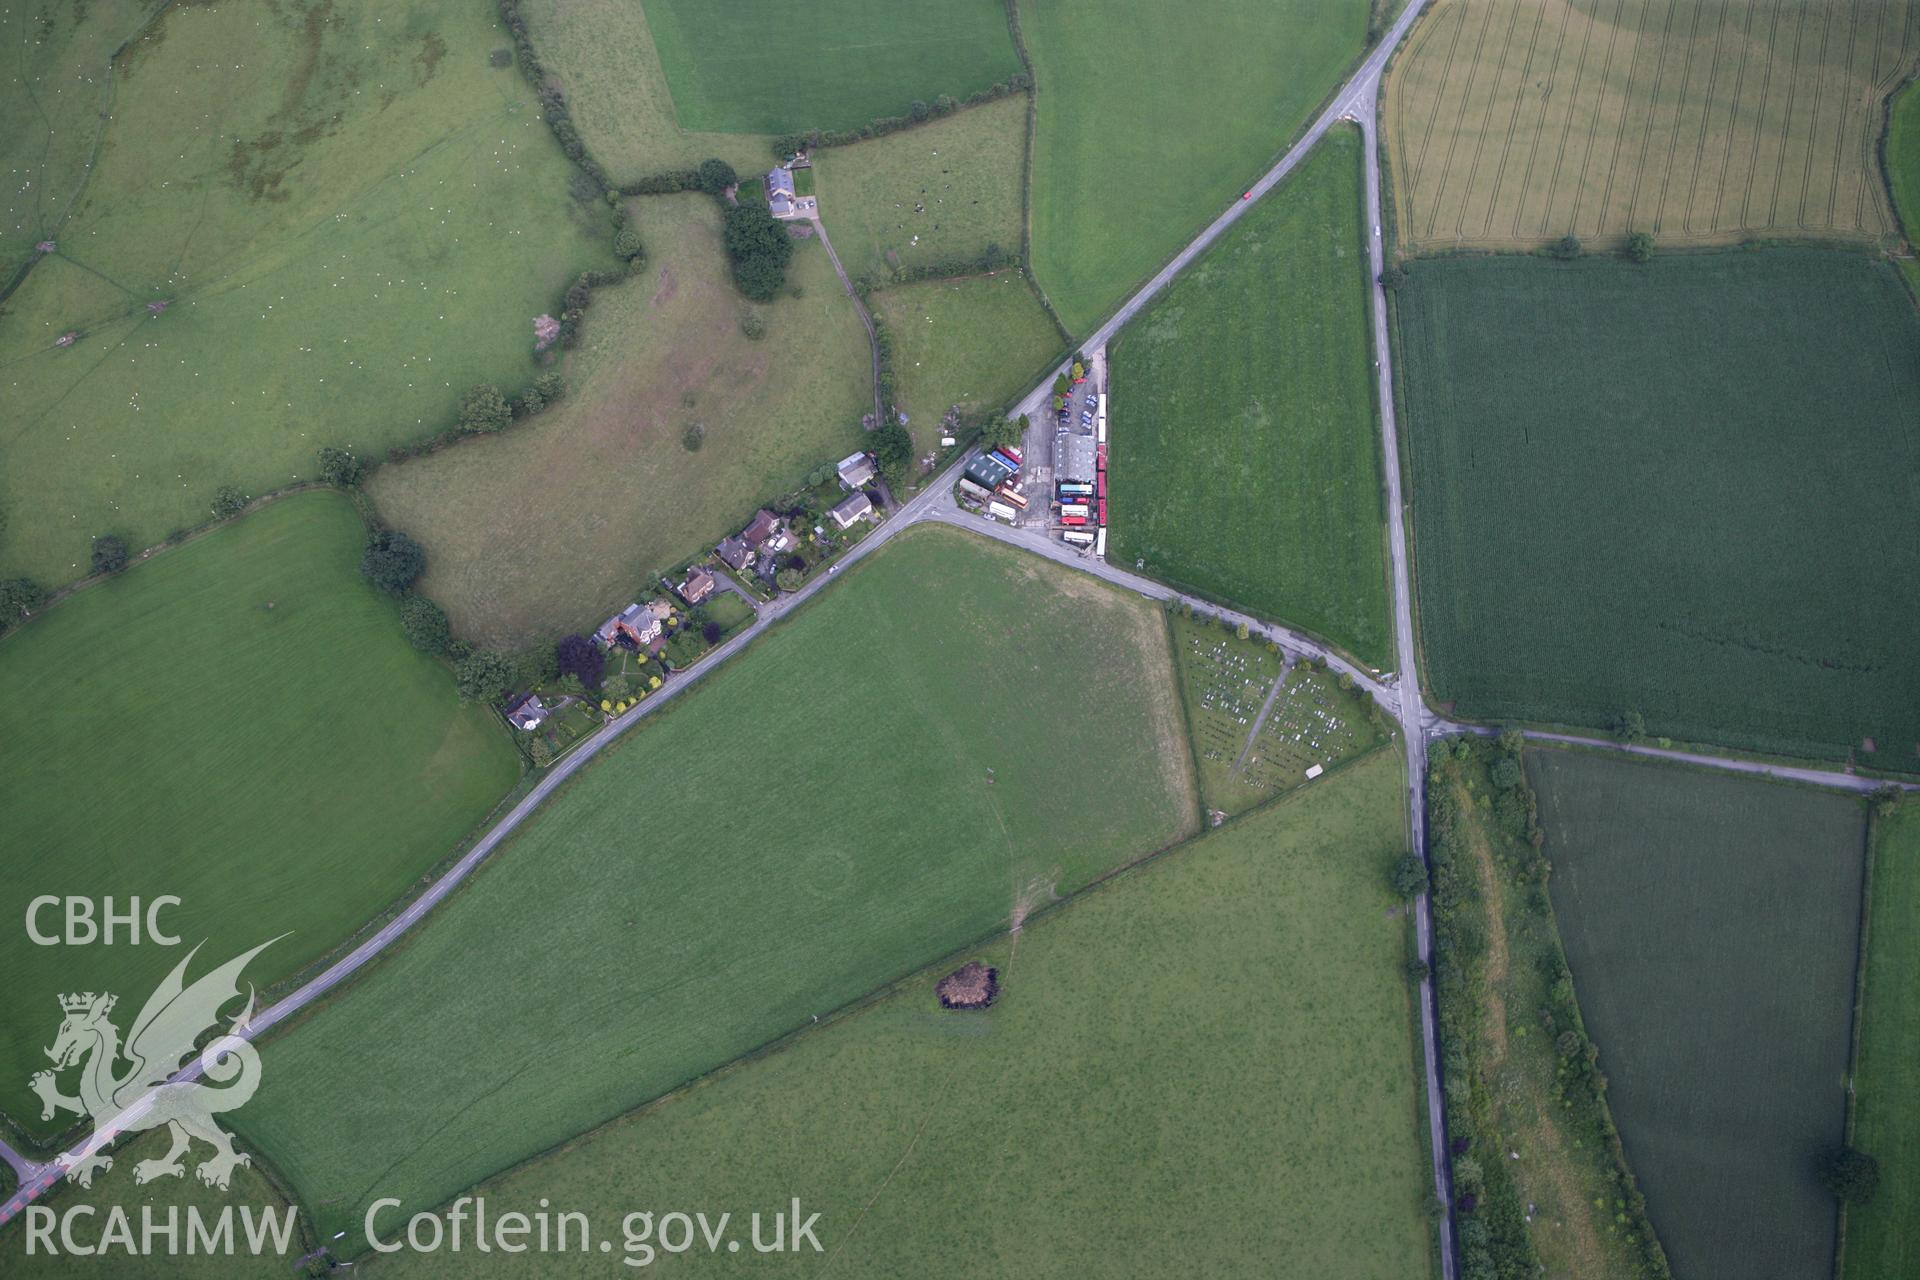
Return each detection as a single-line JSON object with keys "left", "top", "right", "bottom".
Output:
{"left": 1834, "top": 807, "right": 1891, "bottom": 1278}
{"left": 1162, "top": 613, "right": 1217, "bottom": 831}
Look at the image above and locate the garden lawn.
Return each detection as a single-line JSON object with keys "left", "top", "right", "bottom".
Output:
{"left": 235, "top": 525, "right": 1199, "bottom": 1246}
{"left": 814, "top": 95, "right": 1029, "bottom": 284}
{"left": 1110, "top": 130, "right": 1390, "bottom": 668}
{"left": 870, "top": 273, "right": 1062, "bottom": 455}
{"left": 349, "top": 749, "right": 1433, "bottom": 1278}
{"left": 366, "top": 194, "right": 872, "bottom": 651}
{"left": 0, "top": 492, "right": 519, "bottom": 1146}
{"left": 518, "top": 0, "right": 772, "bottom": 185}
{"left": 1841, "top": 803, "right": 1920, "bottom": 1280}
{"left": 1532, "top": 748, "right": 1869, "bottom": 1280}
{"left": 0, "top": 0, "right": 616, "bottom": 587}
{"left": 1024, "top": 0, "right": 1367, "bottom": 334}
{"left": 1399, "top": 250, "right": 1920, "bottom": 771}
{"left": 638, "top": 0, "right": 1022, "bottom": 135}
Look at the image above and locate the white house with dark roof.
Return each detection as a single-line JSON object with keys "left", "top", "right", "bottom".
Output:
{"left": 504, "top": 693, "right": 548, "bottom": 731}
{"left": 836, "top": 450, "right": 876, "bottom": 490}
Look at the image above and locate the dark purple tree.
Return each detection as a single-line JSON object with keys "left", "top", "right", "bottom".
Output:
{"left": 555, "top": 633, "right": 604, "bottom": 689}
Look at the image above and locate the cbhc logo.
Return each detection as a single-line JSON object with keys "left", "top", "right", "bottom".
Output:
{"left": 26, "top": 896, "right": 183, "bottom": 945}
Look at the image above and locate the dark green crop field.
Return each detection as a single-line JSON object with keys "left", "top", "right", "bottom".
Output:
{"left": 1109, "top": 130, "right": 1390, "bottom": 668}
{"left": 639, "top": 0, "right": 1021, "bottom": 135}
{"left": 1533, "top": 748, "right": 1868, "bottom": 1280}
{"left": 1399, "top": 250, "right": 1920, "bottom": 771}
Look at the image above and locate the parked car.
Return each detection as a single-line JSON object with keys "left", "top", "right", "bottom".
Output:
{"left": 1080, "top": 411, "right": 1094, "bottom": 425}
{"left": 1084, "top": 394, "right": 1097, "bottom": 409}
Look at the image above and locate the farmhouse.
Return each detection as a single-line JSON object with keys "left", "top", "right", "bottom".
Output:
{"left": 836, "top": 450, "right": 876, "bottom": 489}
{"left": 503, "top": 694, "right": 548, "bottom": 731}
{"left": 596, "top": 603, "right": 662, "bottom": 651}
{"left": 829, "top": 492, "right": 873, "bottom": 529}
{"left": 675, "top": 566, "right": 715, "bottom": 605}
{"left": 766, "top": 166, "right": 797, "bottom": 218}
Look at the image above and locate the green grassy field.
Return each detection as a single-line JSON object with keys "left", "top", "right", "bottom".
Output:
{"left": 814, "top": 96, "right": 1028, "bottom": 284}
{"left": 869, "top": 272, "right": 1062, "bottom": 454}
{"left": 1531, "top": 748, "right": 1868, "bottom": 1280}
{"left": 1399, "top": 250, "right": 1920, "bottom": 771}
{"left": 0, "top": 0, "right": 617, "bottom": 587}
{"left": 235, "top": 525, "right": 1199, "bottom": 1246}
{"left": 1383, "top": 0, "right": 1919, "bottom": 255}
{"left": 366, "top": 194, "right": 871, "bottom": 650}
{"left": 518, "top": 0, "right": 772, "bottom": 185}
{"left": 639, "top": 0, "right": 1022, "bottom": 135}
{"left": 0, "top": 493, "right": 519, "bottom": 1145}
{"left": 1842, "top": 803, "right": 1920, "bottom": 1279}
{"left": 1171, "top": 613, "right": 1387, "bottom": 818}
{"left": 342, "top": 749, "right": 1432, "bottom": 1278}
{"left": 1109, "top": 130, "right": 1390, "bottom": 668}
{"left": 1024, "top": 0, "right": 1368, "bottom": 335}
{"left": 1427, "top": 737, "right": 1664, "bottom": 1280}
{"left": 1888, "top": 78, "right": 1920, "bottom": 294}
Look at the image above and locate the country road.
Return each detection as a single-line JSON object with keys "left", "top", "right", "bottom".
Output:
{"left": 5, "top": 0, "right": 1907, "bottom": 1261}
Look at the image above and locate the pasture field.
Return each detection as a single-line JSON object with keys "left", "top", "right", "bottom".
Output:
{"left": 366, "top": 194, "right": 871, "bottom": 650}
{"left": 1382, "top": 0, "right": 1920, "bottom": 254}
{"left": 1427, "top": 737, "right": 1663, "bottom": 1280}
{"left": 1841, "top": 804, "right": 1920, "bottom": 1280}
{"left": 0, "top": 0, "right": 153, "bottom": 283}
{"left": 0, "top": 0, "right": 617, "bottom": 587}
{"left": 353, "top": 750, "right": 1433, "bottom": 1279}
{"left": 1109, "top": 130, "right": 1391, "bottom": 668}
{"left": 814, "top": 95, "right": 1029, "bottom": 284}
{"left": 0, "top": 493, "right": 519, "bottom": 1145}
{"left": 1171, "top": 614, "right": 1387, "bottom": 819}
{"left": 1024, "top": 0, "right": 1367, "bottom": 335}
{"left": 0, "top": 1131, "right": 297, "bottom": 1275}
{"left": 518, "top": 0, "right": 772, "bottom": 184}
{"left": 235, "top": 525, "right": 1199, "bottom": 1245}
{"left": 868, "top": 272, "right": 1062, "bottom": 455}
{"left": 638, "top": 0, "right": 1022, "bottom": 135}
{"left": 1531, "top": 748, "right": 1869, "bottom": 1280}
{"left": 1398, "top": 250, "right": 1920, "bottom": 772}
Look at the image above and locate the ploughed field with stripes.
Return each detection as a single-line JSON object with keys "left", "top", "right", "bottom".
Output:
{"left": 1383, "top": 0, "right": 1920, "bottom": 252}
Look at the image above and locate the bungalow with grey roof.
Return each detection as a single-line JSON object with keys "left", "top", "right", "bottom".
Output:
{"left": 829, "top": 491, "right": 873, "bottom": 529}
{"left": 836, "top": 450, "right": 876, "bottom": 489}
{"left": 766, "top": 166, "right": 796, "bottom": 218}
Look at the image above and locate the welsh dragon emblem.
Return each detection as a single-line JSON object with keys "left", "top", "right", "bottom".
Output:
{"left": 29, "top": 939, "right": 277, "bottom": 1190}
